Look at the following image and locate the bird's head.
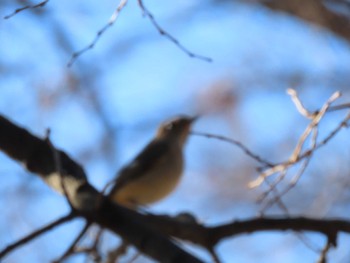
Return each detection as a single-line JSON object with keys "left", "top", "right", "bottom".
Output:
{"left": 156, "top": 115, "right": 198, "bottom": 146}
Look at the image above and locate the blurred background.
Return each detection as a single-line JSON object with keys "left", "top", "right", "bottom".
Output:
{"left": 1, "top": 0, "right": 350, "bottom": 262}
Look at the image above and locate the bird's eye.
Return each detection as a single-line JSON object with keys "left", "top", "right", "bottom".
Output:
{"left": 165, "top": 123, "right": 173, "bottom": 130}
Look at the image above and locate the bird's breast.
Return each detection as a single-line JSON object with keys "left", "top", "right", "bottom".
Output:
{"left": 114, "top": 146, "right": 184, "bottom": 206}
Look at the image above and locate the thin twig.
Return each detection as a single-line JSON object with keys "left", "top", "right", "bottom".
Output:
{"left": 53, "top": 222, "right": 91, "bottom": 263}
{"left": 0, "top": 213, "right": 75, "bottom": 259}
{"left": 67, "top": 0, "right": 128, "bottom": 67}
{"left": 249, "top": 91, "right": 342, "bottom": 188}
{"left": 88, "top": 227, "right": 104, "bottom": 261}
{"left": 249, "top": 163, "right": 288, "bottom": 189}
{"left": 258, "top": 177, "right": 290, "bottom": 216}
{"left": 257, "top": 110, "right": 350, "bottom": 214}
{"left": 252, "top": 90, "right": 350, "bottom": 258}
{"left": 259, "top": 127, "right": 318, "bottom": 208}
{"left": 259, "top": 178, "right": 322, "bottom": 253}
{"left": 260, "top": 173, "right": 325, "bottom": 253}
{"left": 261, "top": 158, "right": 310, "bottom": 212}
{"left": 278, "top": 128, "right": 318, "bottom": 200}
{"left": 207, "top": 247, "right": 222, "bottom": 263}
{"left": 258, "top": 170, "right": 288, "bottom": 205}
{"left": 253, "top": 93, "right": 350, "bottom": 254}
{"left": 126, "top": 252, "right": 141, "bottom": 263}
{"left": 297, "top": 112, "right": 350, "bottom": 160}
{"left": 328, "top": 102, "right": 350, "bottom": 112}
{"left": 316, "top": 239, "right": 332, "bottom": 263}
{"left": 254, "top": 93, "right": 341, "bottom": 192}
{"left": 191, "top": 131, "right": 274, "bottom": 167}
{"left": 107, "top": 241, "right": 129, "bottom": 263}
{"left": 137, "top": 0, "right": 212, "bottom": 62}
{"left": 288, "top": 88, "right": 350, "bottom": 114}
{"left": 289, "top": 90, "right": 341, "bottom": 162}
{"left": 4, "top": 0, "right": 49, "bottom": 19}
{"left": 287, "top": 88, "right": 314, "bottom": 118}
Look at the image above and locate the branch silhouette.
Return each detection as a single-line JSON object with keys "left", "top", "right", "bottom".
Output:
{"left": 4, "top": 0, "right": 49, "bottom": 19}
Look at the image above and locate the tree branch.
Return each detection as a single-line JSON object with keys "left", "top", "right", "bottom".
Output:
{"left": 53, "top": 222, "right": 91, "bottom": 263}
{"left": 143, "top": 213, "right": 346, "bottom": 249}
{"left": 137, "top": 0, "right": 212, "bottom": 62}
{"left": 191, "top": 131, "right": 274, "bottom": 168}
{"left": 259, "top": 0, "right": 350, "bottom": 42}
{"left": 0, "top": 114, "right": 203, "bottom": 263}
{"left": 4, "top": 0, "right": 49, "bottom": 19}
{"left": 67, "top": 0, "right": 128, "bottom": 67}
{"left": 0, "top": 213, "right": 75, "bottom": 259}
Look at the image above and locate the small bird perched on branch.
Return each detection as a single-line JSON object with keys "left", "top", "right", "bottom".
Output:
{"left": 109, "top": 115, "right": 197, "bottom": 208}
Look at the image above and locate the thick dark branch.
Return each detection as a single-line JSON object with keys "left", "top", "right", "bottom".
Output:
{"left": 0, "top": 115, "right": 91, "bottom": 210}
{"left": 0, "top": 115, "right": 202, "bottom": 263}
{"left": 260, "top": 0, "right": 350, "bottom": 42}
{"left": 3, "top": 115, "right": 350, "bottom": 261}
{"left": 0, "top": 116, "right": 86, "bottom": 182}
{"left": 143, "top": 214, "right": 349, "bottom": 249}
{"left": 83, "top": 199, "right": 203, "bottom": 263}
{"left": 210, "top": 217, "right": 342, "bottom": 246}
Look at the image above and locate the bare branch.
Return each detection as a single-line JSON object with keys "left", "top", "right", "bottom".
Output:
{"left": 53, "top": 222, "right": 91, "bottom": 263}
{"left": 137, "top": 0, "right": 212, "bottom": 62}
{"left": 287, "top": 88, "right": 314, "bottom": 118}
{"left": 107, "top": 241, "right": 129, "bottom": 263}
{"left": 286, "top": 95, "right": 350, "bottom": 117}
{"left": 67, "top": 0, "right": 211, "bottom": 66}
{"left": 127, "top": 252, "right": 141, "bottom": 263}
{"left": 259, "top": 0, "right": 350, "bottom": 43}
{"left": 67, "top": 0, "right": 128, "bottom": 67}
{"left": 258, "top": 176, "right": 290, "bottom": 215}
{"left": 0, "top": 114, "right": 204, "bottom": 263}
{"left": 249, "top": 90, "right": 342, "bottom": 189}
{"left": 258, "top": 127, "right": 318, "bottom": 212}
{"left": 142, "top": 213, "right": 345, "bottom": 249}
{"left": 208, "top": 247, "right": 222, "bottom": 263}
{"left": 290, "top": 90, "right": 340, "bottom": 162}
{"left": 54, "top": 226, "right": 104, "bottom": 263}
{"left": 191, "top": 131, "right": 274, "bottom": 167}
{"left": 328, "top": 102, "right": 350, "bottom": 112}
{"left": 260, "top": 157, "right": 311, "bottom": 212}
{"left": 316, "top": 239, "right": 332, "bottom": 263}
{"left": 244, "top": 90, "right": 350, "bottom": 219}
{"left": 0, "top": 213, "right": 75, "bottom": 260}
{"left": 4, "top": 0, "right": 49, "bottom": 19}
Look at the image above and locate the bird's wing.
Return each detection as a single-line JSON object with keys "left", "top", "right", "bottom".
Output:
{"left": 110, "top": 140, "right": 169, "bottom": 193}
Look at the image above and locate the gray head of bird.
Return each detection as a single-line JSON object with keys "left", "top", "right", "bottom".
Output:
{"left": 156, "top": 115, "right": 198, "bottom": 146}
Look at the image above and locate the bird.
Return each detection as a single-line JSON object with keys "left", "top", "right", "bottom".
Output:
{"left": 109, "top": 115, "right": 197, "bottom": 209}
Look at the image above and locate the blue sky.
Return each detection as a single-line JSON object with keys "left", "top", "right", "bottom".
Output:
{"left": 1, "top": 1, "right": 350, "bottom": 262}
